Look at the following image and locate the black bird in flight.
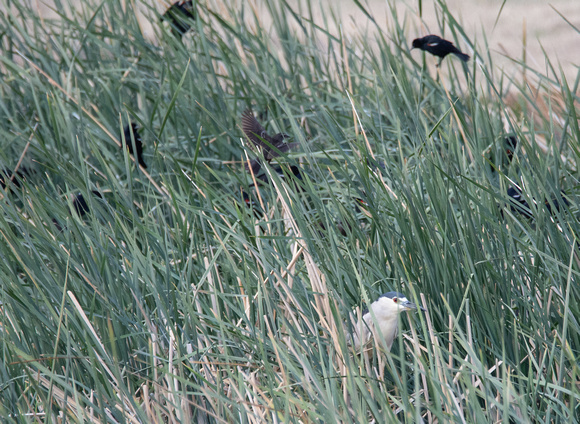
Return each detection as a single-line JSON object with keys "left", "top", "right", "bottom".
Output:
{"left": 122, "top": 123, "right": 147, "bottom": 169}
{"left": 412, "top": 35, "right": 469, "bottom": 66}
{"left": 162, "top": 0, "right": 196, "bottom": 39}
{"left": 241, "top": 109, "right": 298, "bottom": 175}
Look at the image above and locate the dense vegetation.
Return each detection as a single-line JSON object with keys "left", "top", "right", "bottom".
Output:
{"left": 1, "top": 0, "right": 578, "bottom": 422}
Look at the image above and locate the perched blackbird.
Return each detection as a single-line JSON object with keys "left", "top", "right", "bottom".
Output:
{"left": 240, "top": 164, "right": 305, "bottom": 221}
{"left": 488, "top": 136, "right": 519, "bottom": 173}
{"left": 412, "top": 35, "right": 469, "bottom": 65}
{"left": 264, "top": 165, "right": 307, "bottom": 195}
{"left": 241, "top": 109, "right": 298, "bottom": 175}
{"left": 240, "top": 190, "right": 266, "bottom": 219}
{"left": 242, "top": 190, "right": 254, "bottom": 207}
{"left": 505, "top": 186, "right": 532, "bottom": 218}
{"left": 0, "top": 167, "right": 29, "bottom": 190}
{"left": 505, "top": 185, "right": 569, "bottom": 219}
{"left": 122, "top": 123, "right": 147, "bottom": 169}
{"left": 246, "top": 158, "right": 263, "bottom": 176}
{"left": 254, "top": 164, "right": 303, "bottom": 184}
{"left": 490, "top": 136, "right": 569, "bottom": 219}
{"left": 161, "top": 0, "right": 196, "bottom": 39}
{"left": 365, "top": 157, "right": 387, "bottom": 171}
{"left": 53, "top": 190, "right": 104, "bottom": 231}
{"left": 72, "top": 191, "right": 103, "bottom": 217}
{"left": 354, "top": 197, "right": 368, "bottom": 211}
{"left": 504, "top": 136, "right": 518, "bottom": 164}
{"left": 316, "top": 219, "right": 350, "bottom": 237}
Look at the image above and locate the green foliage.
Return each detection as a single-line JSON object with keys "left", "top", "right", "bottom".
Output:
{"left": 0, "top": 0, "right": 578, "bottom": 422}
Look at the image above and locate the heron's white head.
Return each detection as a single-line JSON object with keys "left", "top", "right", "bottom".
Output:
{"left": 355, "top": 291, "right": 425, "bottom": 352}
{"left": 368, "top": 292, "right": 425, "bottom": 319}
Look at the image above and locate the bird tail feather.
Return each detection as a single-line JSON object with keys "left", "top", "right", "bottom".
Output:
{"left": 454, "top": 52, "right": 470, "bottom": 62}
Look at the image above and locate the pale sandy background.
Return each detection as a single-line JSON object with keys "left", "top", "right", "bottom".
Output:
{"left": 332, "top": 0, "right": 579, "bottom": 83}
{"left": 17, "top": 0, "right": 580, "bottom": 83}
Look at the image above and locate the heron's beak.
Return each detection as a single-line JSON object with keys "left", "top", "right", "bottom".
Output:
{"left": 402, "top": 300, "right": 426, "bottom": 312}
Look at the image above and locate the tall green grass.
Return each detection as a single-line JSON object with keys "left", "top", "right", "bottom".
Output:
{"left": 1, "top": 0, "right": 578, "bottom": 422}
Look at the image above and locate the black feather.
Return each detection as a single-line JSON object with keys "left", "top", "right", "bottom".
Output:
{"left": 412, "top": 35, "right": 469, "bottom": 64}
{"left": 122, "top": 123, "right": 147, "bottom": 169}
{"left": 72, "top": 190, "right": 104, "bottom": 217}
{"left": 505, "top": 185, "right": 569, "bottom": 219}
{"left": 241, "top": 109, "right": 296, "bottom": 161}
{"left": 0, "top": 167, "right": 29, "bottom": 190}
{"left": 162, "top": 1, "right": 196, "bottom": 38}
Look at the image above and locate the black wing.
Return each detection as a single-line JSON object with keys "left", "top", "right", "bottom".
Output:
{"left": 241, "top": 110, "right": 298, "bottom": 162}
{"left": 267, "top": 141, "right": 299, "bottom": 160}
{"left": 507, "top": 186, "right": 532, "bottom": 218}
{"left": 162, "top": 1, "right": 195, "bottom": 38}
{"left": 241, "top": 109, "right": 272, "bottom": 150}
{"left": 245, "top": 158, "right": 263, "bottom": 175}
{"left": 423, "top": 35, "right": 443, "bottom": 46}
{"left": 122, "top": 123, "right": 147, "bottom": 168}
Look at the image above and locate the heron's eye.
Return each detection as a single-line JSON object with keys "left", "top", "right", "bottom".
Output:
{"left": 392, "top": 298, "right": 398, "bottom": 303}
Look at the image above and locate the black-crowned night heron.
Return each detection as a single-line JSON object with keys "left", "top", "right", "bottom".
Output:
{"left": 349, "top": 292, "right": 425, "bottom": 353}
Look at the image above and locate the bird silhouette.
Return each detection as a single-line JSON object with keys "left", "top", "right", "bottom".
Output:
{"left": 122, "top": 123, "right": 147, "bottom": 169}
{"left": 52, "top": 190, "right": 104, "bottom": 231}
{"left": 491, "top": 136, "right": 569, "bottom": 219}
{"left": 161, "top": 0, "right": 196, "bottom": 39}
{"left": 0, "top": 167, "right": 30, "bottom": 190}
{"left": 349, "top": 292, "right": 425, "bottom": 353}
{"left": 412, "top": 35, "right": 469, "bottom": 66}
{"left": 505, "top": 185, "right": 569, "bottom": 219}
{"left": 241, "top": 109, "right": 298, "bottom": 175}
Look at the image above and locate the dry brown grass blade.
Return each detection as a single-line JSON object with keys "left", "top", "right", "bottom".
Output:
{"left": 204, "top": 256, "right": 220, "bottom": 319}
{"left": 11, "top": 122, "right": 37, "bottom": 181}
{"left": 34, "top": 366, "right": 141, "bottom": 424}
{"left": 34, "top": 373, "right": 99, "bottom": 423}
{"left": 424, "top": 292, "right": 454, "bottom": 419}
{"left": 268, "top": 171, "right": 345, "bottom": 369}
{"left": 67, "top": 292, "right": 125, "bottom": 386}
